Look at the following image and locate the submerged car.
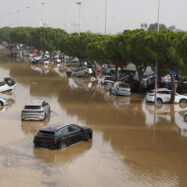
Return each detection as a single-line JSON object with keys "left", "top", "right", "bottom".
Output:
{"left": 97, "top": 75, "right": 114, "bottom": 85}
{"left": 66, "top": 60, "right": 80, "bottom": 67}
{"left": 33, "top": 123, "right": 93, "bottom": 149}
{"left": 0, "top": 77, "right": 16, "bottom": 93}
{"left": 21, "top": 100, "right": 50, "bottom": 121}
{"left": 72, "top": 66, "right": 93, "bottom": 77}
{"left": 110, "top": 82, "right": 131, "bottom": 96}
{"left": 0, "top": 97, "right": 8, "bottom": 106}
{"left": 145, "top": 88, "right": 187, "bottom": 104}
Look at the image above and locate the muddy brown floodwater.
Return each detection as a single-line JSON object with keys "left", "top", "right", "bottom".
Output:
{"left": 0, "top": 49, "right": 187, "bottom": 187}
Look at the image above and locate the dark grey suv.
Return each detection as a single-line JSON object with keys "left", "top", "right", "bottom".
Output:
{"left": 33, "top": 123, "right": 92, "bottom": 149}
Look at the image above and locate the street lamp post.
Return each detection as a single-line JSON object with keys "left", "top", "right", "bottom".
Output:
{"left": 26, "top": 6, "right": 30, "bottom": 26}
{"left": 154, "top": 0, "right": 160, "bottom": 105}
{"left": 41, "top": 2, "right": 45, "bottom": 26}
{"left": 17, "top": 11, "right": 19, "bottom": 26}
{"left": 64, "top": 0, "right": 67, "bottom": 31}
{"left": 104, "top": 0, "right": 107, "bottom": 34}
{"left": 76, "top": 2, "right": 81, "bottom": 33}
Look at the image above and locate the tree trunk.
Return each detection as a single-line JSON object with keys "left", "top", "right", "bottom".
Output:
{"left": 115, "top": 63, "right": 119, "bottom": 81}
{"left": 170, "top": 71, "right": 176, "bottom": 104}
{"left": 91, "top": 60, "right": 97, "bottom": 78}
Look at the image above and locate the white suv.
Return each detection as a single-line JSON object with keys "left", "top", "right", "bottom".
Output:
{"left": 145, "top": 88, "right": 187, "bottom": 104}
{"left": 21, "top": 100, "right": 50, "bottom": 121}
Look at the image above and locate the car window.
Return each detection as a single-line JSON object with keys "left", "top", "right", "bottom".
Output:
{"left": 68, "top": 125, "right": 81, "bottom": 132}
{"left": 24, "top": 105, "right": 41, "bottom": 109}
{"left": 61, "top": 127, "right": 69, "bottom": 134}
{"left": 157, "top": 91, "right": 171, "bottom": 94}
{"left": 119, "top": 83, "right": 129, "bottom": 88}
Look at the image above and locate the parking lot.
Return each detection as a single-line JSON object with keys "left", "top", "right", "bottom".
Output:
{"left": 0, "top": 56, "right": 187, "bottom": 187}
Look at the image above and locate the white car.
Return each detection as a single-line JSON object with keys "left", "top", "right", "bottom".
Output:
{"left": 31, "top": 56, "right": 42, "bottom": 63}
{"left": 97, "top": 75, "right": 114, "bottom": 85}
{"left": 145, "top": 88, "right": 187, "bottom": 104}
{"left": 21, "top": 100, "right": 50, "bottom": 121}
{"left": 0, "top": 78, "right": 16, "bottom": 93}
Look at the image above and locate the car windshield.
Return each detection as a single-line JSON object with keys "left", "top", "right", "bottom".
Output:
{"left": 105, "top": 77, "right": 112, "bottom": 81}
{"left": 119, "top": 83, "right": 129, "bottom": 88}
{"left": 24, "top": 105, "right": 41, "bottom": 109}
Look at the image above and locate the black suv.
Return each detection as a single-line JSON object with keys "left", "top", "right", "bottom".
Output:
{"left": 33, "top": 123, "right": 92, "bottom": 150}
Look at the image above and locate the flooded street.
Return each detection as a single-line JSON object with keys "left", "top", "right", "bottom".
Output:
{"left": 0, "top": 50, "right": 187, "bottom": 187}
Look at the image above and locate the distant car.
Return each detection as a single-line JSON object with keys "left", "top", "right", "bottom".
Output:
{"left": 97, "top": 75, "right": 114, "bottom": 85}
{"left": 33, "top": 123, "right": 93, "bottom": 149}
{"left": 0, "top": 77, "right": 16, "bottom": 93}
{"left": 72, "top": 66, "right": 93, "bottom": 77}
{"left": 145, "top": 88, "right": 187, "bottom": 104}
{"left": 110, "top": 82, "right": 131, "bottom": 96}
{"left": 31, "top": 56, "right": 42, "bottom": 64}
{"left": 67, "top": 60, "right": 80, "bottom": 67}
{"left": 184, "top": 112, "right": 187, "bottom": 122}
{"left": 0, "top": 97, "right": 8, "bottom": 106}
{"left": 21, "top": 100, "right": 50, "bottom": 121}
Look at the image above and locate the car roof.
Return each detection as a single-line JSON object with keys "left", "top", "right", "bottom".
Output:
{"left": 41, "top": 123, "right": 79, "bottom": 132}
{"left": 41, "top": 122, "right": 66, "bottom": 132}
{"left": 25, "top": 100, "right": 44, "bottom": 106}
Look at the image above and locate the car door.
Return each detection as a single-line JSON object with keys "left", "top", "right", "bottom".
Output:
{"left": 77, "top": 67, "right": 82, "bottom": 76}
{"left": 61, "top": 127, "right": 73, "bottom": 144}
{"left": 68, "top": 125, "right": 83, "bottom": 144}
{"left": 164, "top": 91, "right": 171, "bottom": 102}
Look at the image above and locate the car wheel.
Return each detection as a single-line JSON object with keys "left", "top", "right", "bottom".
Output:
{"left": 58, "top": 142, "right": 67, "bottom": 149}
{"left": 157, "top": 98, "right": 162, "bottom": 104}
{"left": 0, "top": 101, "right": 3, "bottom": 106}
{"left": 84, "top": 133, "right": 89, "bottom": 141}
{"left": 85, "top": 72, "right": 88, "bottom": 77}
{"left": 180, "top": 99, "right": 187, "bottom": 104}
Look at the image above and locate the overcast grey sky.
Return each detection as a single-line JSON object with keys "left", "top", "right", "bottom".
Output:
{"left": 0, "top": 0, "right": 186, "bottom": 34}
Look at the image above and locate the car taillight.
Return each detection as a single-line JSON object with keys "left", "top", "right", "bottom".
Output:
{"left": 37, "top": 111, "right": 44, "bottom": 113}
{"left": 47, "top": 139, "right": 57, "bottom": 142}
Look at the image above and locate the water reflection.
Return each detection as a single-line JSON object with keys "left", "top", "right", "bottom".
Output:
{"left": 33, "top": 141, "right": 92, "bottom": 165}
{"left": 0, "top": 92, "right": 16, "bottom": 111}
{"left": 31, "top": 65, "right": 49, "bottom": 75}
{"left": 0, "top": 105, "right": 8, "bottom": 112}
{"left": 142, "top": 102, "right": 187, "bottom": 136}
{"left": 21, "top": 114, "right": 51, "bottom": 135}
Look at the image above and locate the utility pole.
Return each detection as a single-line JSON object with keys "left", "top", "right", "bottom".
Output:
{"left": 26, "top": 6, "right": 30, "bottom": 26}
{"left": 41, "top": 2, "right": 45, "bottom": 26}
{"left": 76, "top": 2, "right": 81, "bottom": 33}
{"left": 154, "top": 0, "right": 160, "bottom": 105}
{"left": 64, "top": 0, "right": 67, "bottom": 31}
{"left": 104, "top": 0, "right": 107, "bottom": 34}
{"left": 17, "top": 10, "right": 20, "bottom": 27}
